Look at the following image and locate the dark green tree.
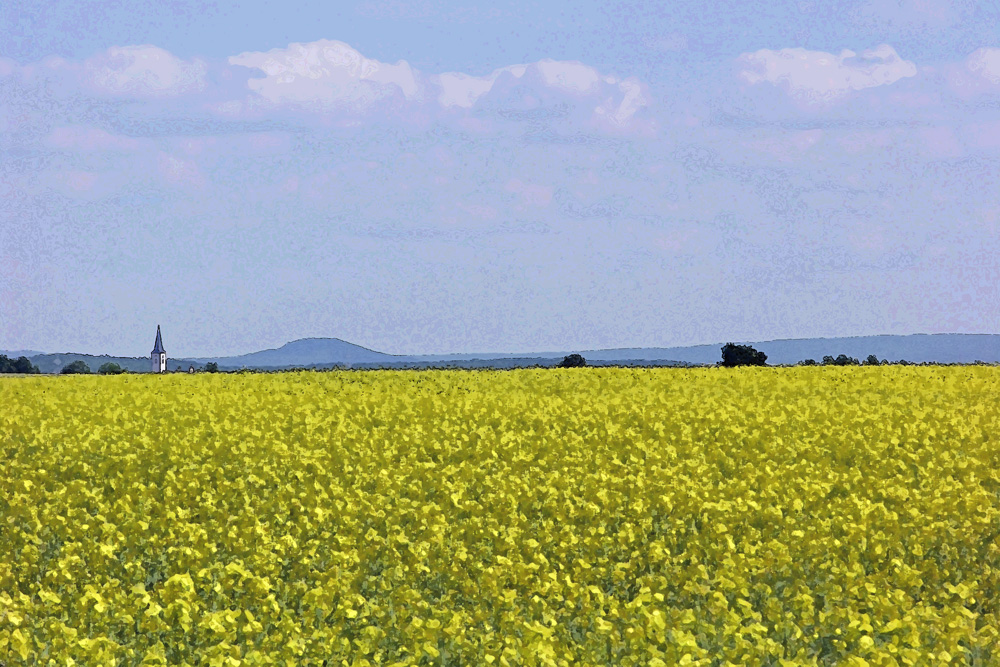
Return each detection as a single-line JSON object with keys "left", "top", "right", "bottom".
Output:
{"left": 799, "top": 358, "right": 817, "bottom": 366}
{"left": 0, "top": 355, "right": 40, "bottom": 373}
{"left": 12, "top": 356, "right": 39, "bottom": 373}
{"left": 558, "top": 354, "right": 586, "bottom": 368}
{"left": 204, "top": 362, "right": 219, "bottom": 373}
{"left": 98, "top": 362, "right": 123, "bottom": 375}
{"left": 60, "top": 360, "right": 92, "bottom": 375}
{"left": 863, "top": 354, "right": 879, "bottom": 366}
{"left": 720, "top": 343, "right": 767, "bottom": 367}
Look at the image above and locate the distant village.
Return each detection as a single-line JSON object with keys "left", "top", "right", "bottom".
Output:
{"left": 0, "top": 326, "right": 217, "bottom": 375}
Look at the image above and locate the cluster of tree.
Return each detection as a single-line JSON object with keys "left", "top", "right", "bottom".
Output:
{"left": 164, "top": 362, "right": 220, "bottom": 373}
{"left": 800, "top": 354, "right": 890, "bottom": 366}
{"left": 170, "top": 362, "right": 219, "bottom": 373}
{"left": 62, "top": 361, "right": 133, "bottom": 374}
{"left": 558, "top": 354, "right": 587, "bottom": 368}
{"left": 60, "top": 360, "right": 92, "bottom": 374}
{"left": 0, "top": 355, "right": 37, "bottom": 374}
{"left": 0, "top": 355, "right": 40, "bottom": 374}
{"left": 713, "top": 346, "right": 931, "bottom": 368}
{"left": 61, "top": 361, "right": 222, "bottom": 375}
{"left": 832, "top": 354, "right": 860, "bottom": 366}
{"left": 720, "top": 343, "right": 767, "bottom": 367}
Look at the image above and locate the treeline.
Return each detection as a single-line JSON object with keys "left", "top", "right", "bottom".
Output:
{"left": 797, "top": 353, "right": 942, "bottom": 367}
{"left": 8, "top": 348, "right": 994, "bottom": 376}
{"left": 59, "top": 361, "right": 123, "bottom": 375}
{"left": 718, "top": 343, "right": 976, "bottom": 367}
{"left": 0, "top": 355, "right": 40, "bottom": 374}
{"left": 800, "top": 354, "right": 880, "bottom": 366}
{"left": 59, "top": 361, "right": 222, "bottom": 374}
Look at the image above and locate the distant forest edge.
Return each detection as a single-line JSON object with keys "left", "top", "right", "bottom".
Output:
{"left": 3, "top": 334, "right": 999, "bottom": 374}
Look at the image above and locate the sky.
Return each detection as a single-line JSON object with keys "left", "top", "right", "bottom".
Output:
{"left": 1, "top": 0, "right": 998, "bottom": 357}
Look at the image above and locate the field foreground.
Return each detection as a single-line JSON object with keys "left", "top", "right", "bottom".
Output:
{"left": 2, "top": 367, "right": 999, "bottom": 665}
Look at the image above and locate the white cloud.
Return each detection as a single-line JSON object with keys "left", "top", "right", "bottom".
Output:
{"left": 445, "top": 59, "right": 650, "bottom": 131}
{"left": 229, "top": 39, "right": 422, "bottom": 110}
{"left": 933, "top": 48, "right": 1000, "bottom": 99}
{"left": 738, "top": 44, "right": 917, "bottom": 102}
{"left": 431, "top": 60, "right": 615, "bottom": 108}
{"left": 432, "top": 66, "right": 526, "bottom": 109}
{"left": 965, "top": 48, "right": 1000, "bottom": 83}
{"left": 229, "top": 40, "right": 649, "bottom": 131}
{"left": 534, "top": 60, "right": 603, "bottom": 94}
{"left": 5, "top": 39, "right": 651, "bottom": 133}
{"left": 84, "top": 45, "right": 207, "bottom": 97}
{"left": 594, "top": 78, "right": 648, "bottom": 128}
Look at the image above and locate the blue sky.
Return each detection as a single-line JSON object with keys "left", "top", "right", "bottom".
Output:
{"left": 1, "top": 0, "right": 998, "bottom": 356}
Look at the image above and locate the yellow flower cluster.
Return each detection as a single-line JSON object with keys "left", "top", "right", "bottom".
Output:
{"left": 1, "top": 367, "right": 998, "bottom": 665}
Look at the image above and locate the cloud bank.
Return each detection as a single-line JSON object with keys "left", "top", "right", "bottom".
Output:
{"left": 737, "top": 44, "right": 918, "bottom": 103}
{"left": 226, "top": 39, "right": 650, "bottom": 132}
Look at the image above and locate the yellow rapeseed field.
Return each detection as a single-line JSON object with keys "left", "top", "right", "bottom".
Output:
{"left": 1, "top": 367, "right": 999, "bottom": 666}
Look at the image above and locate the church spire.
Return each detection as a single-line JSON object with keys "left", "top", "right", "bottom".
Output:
{"left": 152, "top": 325, "right": 166, "bottom": 355}
{"left": 151, "top": 325, "right": 167, "bottom": 373}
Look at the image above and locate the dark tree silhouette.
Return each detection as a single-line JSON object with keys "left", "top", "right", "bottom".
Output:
{"left": 204, "top": 362, "right": 219, "bottom": 373}
{"left": 60, "top": 360, "right": 91, "bottom": 375}
{"left": 0, "top": 355, "right": 40, "bottom": 374}
{"left": 863, "top": 354, "right": 880, "bottom": 366}
{"left": 720, "top": 343, "right": 767, "bottom": 367}
{"left": 98, "top": 362, "right": 123, "bottom": 375}
{"left": 13, "top": 357, "right": 39, "bottom": 373}
{"left": 558, "top": 354, "right": 586, "bottom": 368}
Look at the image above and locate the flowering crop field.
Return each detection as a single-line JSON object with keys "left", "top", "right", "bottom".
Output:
{"left": 2, "top": 367, "right": 999, "bottom": 666}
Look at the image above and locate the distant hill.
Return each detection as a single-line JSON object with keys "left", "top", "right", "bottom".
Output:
{"left": 410, "top": 334, "right": 1000, "bottom": 366}
{"left": 641, "top": 334, "right": 1000, "bottom": 366}
{"left": 0, "top": 350, "right": 42, "bottom": 358}
{"left": 189, "top": 338, "right": 695, "bottom": 370}
{"left": 188, "top": 338, "right": 399, "bottom": 368}
{"left": 16, "top": 333, "right": 1000, "bottom": 374}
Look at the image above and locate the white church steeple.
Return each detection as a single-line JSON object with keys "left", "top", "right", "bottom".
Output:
{"left": 151, "top": 325, "right": 166, "bottom": 373}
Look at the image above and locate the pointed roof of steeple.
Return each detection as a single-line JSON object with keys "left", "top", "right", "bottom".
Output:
{"left": 151, "top": 325, "right": 166, "bottom": 355}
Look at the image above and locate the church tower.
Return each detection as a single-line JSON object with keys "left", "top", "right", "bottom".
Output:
{"left": 151, "top": 325, "right": 166, "bottom": 373}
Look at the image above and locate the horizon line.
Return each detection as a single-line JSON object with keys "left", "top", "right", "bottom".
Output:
{"left": 6, "top": 331, "right": 999, "bottom": 360}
